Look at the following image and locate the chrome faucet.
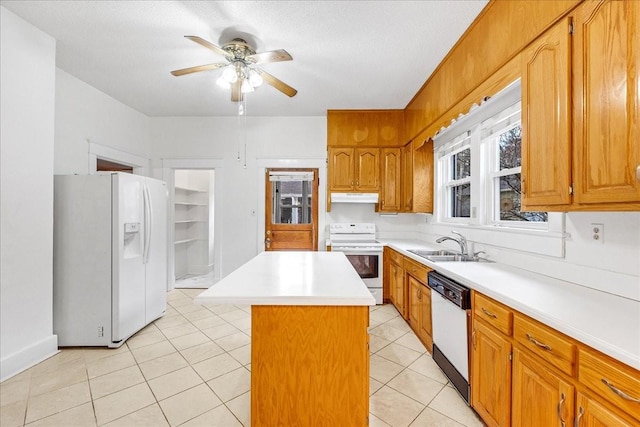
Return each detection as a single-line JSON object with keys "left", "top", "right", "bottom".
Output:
{"left": 436, "top": 231, "right": 468, "bottom": 256}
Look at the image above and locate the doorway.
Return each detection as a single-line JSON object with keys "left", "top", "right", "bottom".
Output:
{"left": 265, "top": 168, "right": 319, "bottom": 251}
{"left": 173, "top": 169, "right": 215, "bottom": 288}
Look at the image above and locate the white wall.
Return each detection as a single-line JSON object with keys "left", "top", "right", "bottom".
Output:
{"left": 54, "top": 68, "right": 151, "bottom": 175}
{"left": 0, "top": 7, "right": 58, "bottom": 380}
{"left": 151, "top": 116, "right": 326, "bottom": 275}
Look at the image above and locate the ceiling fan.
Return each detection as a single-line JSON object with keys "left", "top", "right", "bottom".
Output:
{"left": 171, "top": 36, "right": 297, "bottom": 102}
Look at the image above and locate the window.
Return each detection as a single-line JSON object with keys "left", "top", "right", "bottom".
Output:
{"left": 482, "top": 102, "right": 548, "bottom": 226}
{"left": 440, "top": 134, "right": 472, "bottom": 220}
{"left": 434, "top": 80, "right": 550, "bottom": 231}
{"left": 269, "top": 171, "right": 314, "bottom": 224}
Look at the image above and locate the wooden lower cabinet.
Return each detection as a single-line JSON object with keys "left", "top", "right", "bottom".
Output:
{"left": 251, "top": 305, "right": 369, "bottom": 426}
{"left": 471, "top": 291, "right": 640, "bottom": 427}
{"left": 471, "top": 320, "right": 512, "bottom": 427}
{"left": 575, "top": 392, "right": 637, "bottom": 427}
{"left": 407, "top": 275, "right": 432, "bottom": 351}
{"left": 511, "top": 347, "right": 574, "bottom": 427}
{"left": 389, "top": 260, "right": 405, "bottom": 317}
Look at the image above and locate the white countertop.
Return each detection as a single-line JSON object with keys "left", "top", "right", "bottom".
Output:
{"left": 382, "top": 239, "right": 640, "bottom": 371}
{"left": 195, "top": 251, "right": 376, "bottom": 306}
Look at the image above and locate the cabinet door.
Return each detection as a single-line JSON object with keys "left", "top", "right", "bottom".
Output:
{"left": 521, "top": 17, "right": 572, "bottom": 209}
{"left": 401, "top": 143, "right": 413, "bottom": 212}
{"left": 575, "top": 392, "right": 637, "bottom": 427}
{"left": 471, "top": 320, "right": 512, "bottom": 427}
{"left": 380, "top": 148, "right": 401, "bottom": 211}
{"left": 328, "top": 148, "right": 355, "bottom": 191}
{"left": 419, "top": 285, "right": 432, "bottom": 352}
{"left": 512, "top": 347, "right": 574, "bottom": 427}
{"left": 392, "top": 262, "right": 406, "bottom": 318}
{"left": 355, "top": 148, "right": 380, "bottom": 191}
{"left": 573, "top": 0, "right": 640, "bottom": 205}
{"left": 408, "top": 276, "right": 421, "bottom": 330}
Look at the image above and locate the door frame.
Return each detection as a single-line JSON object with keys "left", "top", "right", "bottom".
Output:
{"left": 257, "top": 159, "right": 327, "bottom": 254}
{"left": 162, "top": 158, "right": 223, "bottom": 291}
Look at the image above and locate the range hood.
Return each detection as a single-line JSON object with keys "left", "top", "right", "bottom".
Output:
{"left": 330, "top": 193, "right": 379, "bottom": 204}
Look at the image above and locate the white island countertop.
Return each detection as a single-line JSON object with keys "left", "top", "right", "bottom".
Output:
{"left": 195, "top": 251, "right": 376, "bottom": 306}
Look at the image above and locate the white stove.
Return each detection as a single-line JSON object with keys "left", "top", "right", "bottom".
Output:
{"left": 329, "top": 223, "right": 383, "bottom": 304}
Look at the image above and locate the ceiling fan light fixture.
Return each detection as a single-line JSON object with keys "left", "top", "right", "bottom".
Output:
{"left": 248, "top": 69, "right": 263, "bottom": 88}
{"left": 241, "top": 78, "right": 254, "bottom": 93}
{"left": 222, "top": 66, "right": 238, "bottom": 83}
{"left": 216, "top": 75, "right": 231, "bottom": 89}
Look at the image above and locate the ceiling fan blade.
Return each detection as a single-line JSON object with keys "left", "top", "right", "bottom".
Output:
{"left": 258, "top": 70, "right": 298, "bottom": 97}
{"left": 184, "top": 35, "right": 228, "bottom": 57}
{"left": 246, "top": 49, "right": 293, "bottom": 65}
{"left": 170, "top": 62, "right": 227, "bottom": 76}
{"left": 231, "top": 79, "right": 243, "bottom": 102}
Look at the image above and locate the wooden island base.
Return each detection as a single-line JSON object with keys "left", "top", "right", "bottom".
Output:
{"left": 251, "top": 305, "right": 370, "bottom": 426}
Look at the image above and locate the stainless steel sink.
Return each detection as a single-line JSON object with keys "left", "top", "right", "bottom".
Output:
{"left": 424, "top": 254, "right": 478, "bottom": 262}
{"left": 407, "top": 249, "right": 491, "bottom": 262}
{"left": 407, "top": 249, "right": 457, "bottom": 257}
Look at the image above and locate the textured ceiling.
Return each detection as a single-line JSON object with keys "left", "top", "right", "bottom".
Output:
{"left": 1, "top": 0, "right": 488, "bottom": 117}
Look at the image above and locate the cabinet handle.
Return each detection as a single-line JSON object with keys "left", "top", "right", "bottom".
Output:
{"left": 417, "top": 289, "right": 421, "bottom": 299}
{"left": 382, "top": 200, "right": 385, "bottom": 206}
{"left": 356, "top": 180, "right": 359, "bottom": 186}
{"left": 574, "top": 406, "right": 584, "bottom": 427}
{"left": 522, "top": 177, "right": 526, "bottom": 195}
{"left": 481, "top": 307, "right": 498, "bottom": 319}
{"left": 601, "top": 378, "right": 640, "bottom": 403}
{"left": 526, "top": 333, "right": 552, "bottom": 352}
{"left": 351, "top": 180, "right": 354, "bottom": 186}
{"left": 636, "top": 164, "right": 640, "bottom": 183}
{"left": 557, "top": 392, "right": 566, "bottom": 427}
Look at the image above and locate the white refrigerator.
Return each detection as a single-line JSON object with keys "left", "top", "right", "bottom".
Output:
{"left": 53, "top": 173, "right": 168, "bottom": 347}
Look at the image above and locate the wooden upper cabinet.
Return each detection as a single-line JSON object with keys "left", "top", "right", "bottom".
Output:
{"left": 380, "top": 148, "right": 401, "bottom": 211}
{"left": 327, "top": 147, "right": 379, "bottom": 192}
{"left": 401, "top": 143, "right": 413, "bottom": 211}
{"left": 572, "top": 0, "right": 640, "bottom": 206}
{"left": 355, "top": 148, "right": 380, "bottom": 191}
{"left": 328, "top": 148, "right": 356, "bottom": 191}
{"left": 327, "top": 110, "right": 404, "bottom": 147}
{"left": 521, "top": 16, "right": 572, "bottom": 210}
{"left": 402, "top": 138, "right": 434, "bottom": 213}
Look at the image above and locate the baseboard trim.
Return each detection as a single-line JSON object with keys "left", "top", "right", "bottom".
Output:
{"left": 1, "top": 334, "right": 58, "bottom": 381}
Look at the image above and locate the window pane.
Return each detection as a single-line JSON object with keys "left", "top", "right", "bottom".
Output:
{"left": 498, "top": 173, "right": 547, "bottom": 222}
{"left": 450, "top": 184, "right": 471, "bottom": 217}
{"left": 499, "top": 126, "right": 521, "bottom": 170}
{"left": 272, "top": 181, "right": 312, "bottom": 224}
{"left": 452, "top": 148, "right": 471, "bottom": 180}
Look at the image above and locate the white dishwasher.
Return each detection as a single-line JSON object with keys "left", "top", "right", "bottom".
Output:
{"left": 428, "top": 271, "right": 472, "bottom": 404}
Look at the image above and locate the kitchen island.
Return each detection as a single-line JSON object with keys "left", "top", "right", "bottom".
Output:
{"left": 195, "top": 251, "right": 375, "bottom": 427}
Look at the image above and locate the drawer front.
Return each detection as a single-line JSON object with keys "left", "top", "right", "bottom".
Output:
{"left": 473, "top": 292, "right": 513, "bottom": 337}
{"left": 403, "top": 257, "right": 429, "bottom": 283}
{"left": 387, "top": 248, "right": 403, "bottom": 265}
{"left": 578, "top": 348, "right": 640, "bottom": 421}
{"left": 514, "top": 314, "right": 576, "bottom": 376}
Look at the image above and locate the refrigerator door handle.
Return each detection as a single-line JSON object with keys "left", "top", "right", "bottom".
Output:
{"left": 143, "top": 185, "right": 152, "bottom": 264}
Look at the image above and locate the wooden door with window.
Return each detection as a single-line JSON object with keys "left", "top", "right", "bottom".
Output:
{"left": 265, "top": 169, "right": 318, "bottom": 251}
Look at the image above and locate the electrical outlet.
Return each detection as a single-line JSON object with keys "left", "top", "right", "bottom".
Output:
{"left": 98, "top": 326, "right": 104, "bottom": 337}
{"left": 591, "top": 223, "right": 604, "bottom": 243}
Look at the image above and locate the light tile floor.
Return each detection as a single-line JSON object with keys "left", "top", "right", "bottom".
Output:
{"left": 1, "top": 289, "right": 485, "bottom": 427}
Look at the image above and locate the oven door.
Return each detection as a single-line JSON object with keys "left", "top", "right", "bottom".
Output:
{"left": 331, "top": 247, "right": 383, "bottom": 304}
{"left": 343, "top": 253, "right": 379, "bottom": 279}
